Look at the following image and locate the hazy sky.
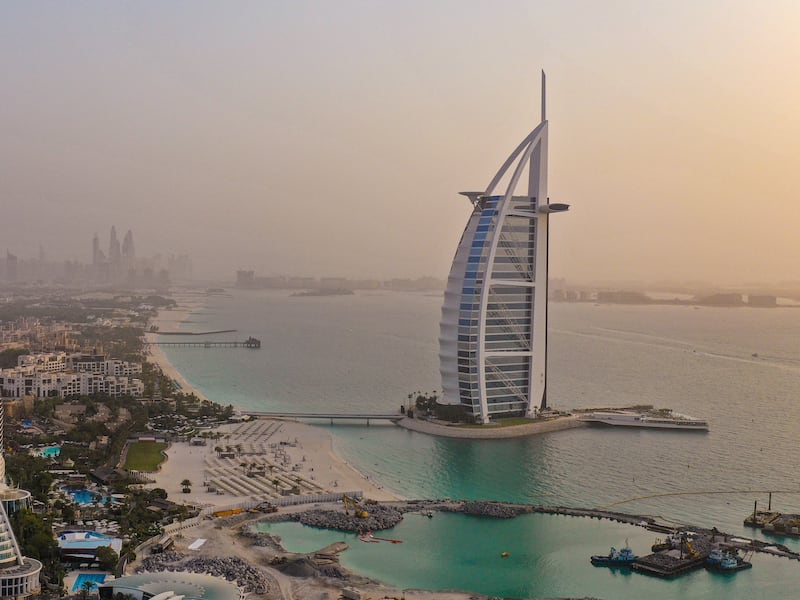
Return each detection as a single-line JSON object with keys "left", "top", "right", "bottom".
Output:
{"left": 2, "top": 1, "right": 799, "bottom": 284}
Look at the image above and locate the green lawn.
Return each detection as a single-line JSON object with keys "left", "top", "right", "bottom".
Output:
{"left": 124, "top": 442, "right": 168, "bottom": 471}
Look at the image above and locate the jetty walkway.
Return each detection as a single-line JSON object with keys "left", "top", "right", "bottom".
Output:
{"left": 144, "top": 337, "right": 261, "bottom": 349}
{"left": 247, "top": 411, "right": 402, "bottom": 425}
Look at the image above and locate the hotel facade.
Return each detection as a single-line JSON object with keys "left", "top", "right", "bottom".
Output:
{"left": 0, "top": 352, "right": 144, "bottom": 399}
{"left": 439, "top": 74, "right": 568, "bottom": 424}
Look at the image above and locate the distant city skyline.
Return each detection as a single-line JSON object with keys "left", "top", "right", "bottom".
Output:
{"left": 2, "top": 2, "right": 800, "bottom": 284}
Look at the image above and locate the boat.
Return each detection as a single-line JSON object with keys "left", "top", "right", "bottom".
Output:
{"left": 706, "top": 549, "right": 752, "bottom": 572}
{"left": 578, "top": 410, "right": 709, "bottom": 431}
{"left": 358, "top": 531, "right": 379, "bottom": 543}
{"left": 590, "top": 545, "right": 637, "bottom": 566}
{"left": 358, "top": 531, "right": 401, "bottom": 544}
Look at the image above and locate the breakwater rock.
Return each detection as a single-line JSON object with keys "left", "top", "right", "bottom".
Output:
{"left": 456, "top": 501, "right": 533, "bottom": 518}
{"left": 137, "top": 553, "right": 273, "bottom": 593}
{"left": 290, "top": 504, "right": 404, "bottom": 532}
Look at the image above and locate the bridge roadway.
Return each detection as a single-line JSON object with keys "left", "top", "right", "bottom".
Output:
{"left": 246, "top": 410, "right": 403, "bottom": 425}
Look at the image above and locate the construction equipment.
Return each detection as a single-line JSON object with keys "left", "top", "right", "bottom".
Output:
{"left": 684, "top": 539, "right": 699, "bottom": 559}
{"left": 213, "top": 508, "right": 243, "bottom": 518}
{"left": 342, "top": 495, "right": 369, "bottom": 518}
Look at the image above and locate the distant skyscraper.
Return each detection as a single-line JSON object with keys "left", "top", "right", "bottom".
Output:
{"left": 4, "top": 252, "right": 17, "bottom": 283}
{"left": 92, "top": 233, "right": 101, "bottom": 265}
{"left": 439, "top": 73, "right": 569, "bottom": 424}
{"left": 109, "top": 226, "right": 121, "bottom": 266}
{"left": 122, "top": 229, "right": 135, "bottom": 260}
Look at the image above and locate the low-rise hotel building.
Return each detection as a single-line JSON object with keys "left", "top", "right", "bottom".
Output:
{"left": 0, "top": 352, "right": 143, "bottom": 399}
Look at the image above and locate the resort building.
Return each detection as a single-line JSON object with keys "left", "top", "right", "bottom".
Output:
{"left": 439, "top": 73, "right": 569, "bottom": 423}
{"left": 0, "top": 352, "right": 143, "bottom": 399}
{"left": 0, "top": 404, "right": 42, "bottom": 598}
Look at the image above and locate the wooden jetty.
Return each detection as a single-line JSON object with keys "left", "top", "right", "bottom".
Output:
{"left": 157, "top": 329, "right": 237, "bottom": 336}
{"left": 246, "top": 411, "right": 402, "bottom": 425}
{"left": 145, "top": 336, "right": 261, "bottom": 349}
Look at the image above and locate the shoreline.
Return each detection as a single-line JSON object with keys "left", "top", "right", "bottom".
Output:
{"left": 145, "top": 300, "right": 397, "bottom": 503}
{"left": 133, "top": 499, "right": 800, "bottom": 600}
{"left": 145, "top": 299, "right": 211, "bottom": 403}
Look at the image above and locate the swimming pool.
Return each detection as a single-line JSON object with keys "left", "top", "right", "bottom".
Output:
{"left": 68, "top": 489, "right": 110, "bottom": 505}
{"left": 72, "top": 573, "right": 106, "bottom": 592}
{"left": 39, "top": 446, "right": 61, "bottom": 458}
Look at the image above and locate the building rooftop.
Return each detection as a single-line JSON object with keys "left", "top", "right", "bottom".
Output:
{"left": 100, "top": 572, "right": 242, "bottom": 600}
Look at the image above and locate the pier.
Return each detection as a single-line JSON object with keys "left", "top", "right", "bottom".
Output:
{"left": 246, "top": 411, "right": 402, "bottom": 425}
{"left": 157, "top": 329, "right": 237, "bottom": 336}
{"left": 145, "top": 336, "right": 261, "bottom": 349}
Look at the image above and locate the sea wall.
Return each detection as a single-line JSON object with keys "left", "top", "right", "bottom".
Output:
{"left": 396, "top": 415, "right": 585, "bottom": 439}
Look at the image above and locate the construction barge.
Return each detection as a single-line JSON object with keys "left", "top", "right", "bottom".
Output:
{"left": 745, "top": 510, "right": 800, "bottom": 537}
{"left": 744, "top": 497, "right": 800, "bottom": 538}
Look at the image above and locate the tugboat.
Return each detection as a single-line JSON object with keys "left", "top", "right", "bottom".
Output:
{"left": 590, "top": 544, "right": 637, "bottom": 566}
{"left": 706, "top": 548, "right": 752, "bottom": 573}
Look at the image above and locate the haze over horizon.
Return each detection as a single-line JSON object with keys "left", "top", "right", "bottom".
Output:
{"left": 2, "top": 1, "right": 799, "bottom": 285}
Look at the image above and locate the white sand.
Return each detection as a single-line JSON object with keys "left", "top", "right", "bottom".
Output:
{"left": 145, "top": 299, "right": 210, "bottom": 402}
{"left": 149, "top": 420, "right": 397, "bottom": 505}
{"left": 145, "top": 300, "right": 397, "bottom": 505}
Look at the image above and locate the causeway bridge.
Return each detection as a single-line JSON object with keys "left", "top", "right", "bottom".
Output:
{"left": 246, "top": 411, "right": 403, "bottom": 425}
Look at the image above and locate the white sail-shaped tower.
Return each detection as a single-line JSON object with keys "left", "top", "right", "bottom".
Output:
{"left": 439, "top": 73, "right": 569, "bottom": 424}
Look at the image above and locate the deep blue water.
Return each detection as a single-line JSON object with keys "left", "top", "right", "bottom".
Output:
{"left": 162, "top": 290, "right": 800, "bottom": 597}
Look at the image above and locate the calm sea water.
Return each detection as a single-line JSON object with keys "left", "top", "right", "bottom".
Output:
{"left": 163, "top": 290, "right": 800, "bottom": 598}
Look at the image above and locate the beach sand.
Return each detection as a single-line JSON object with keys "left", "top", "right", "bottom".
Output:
{"left": 145, "top": 300, "right": 397, "bottom": 505}
{"left": 149, "top": 419, "right": 397, "bottom": 505}
{"left": 145, "top": 299, "right": 210, "bottom": 402}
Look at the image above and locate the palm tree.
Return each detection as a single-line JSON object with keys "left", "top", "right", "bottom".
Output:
{"left": 272, "top": 478, "right": 280, "bottom": 492}
{"left": 81, "top": 579, "right": 95, "bottom": 600}
{"left": 180, "top": 479, "right": 192, "bottom": 487}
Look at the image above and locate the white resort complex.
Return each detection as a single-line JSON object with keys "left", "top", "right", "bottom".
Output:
{"left": 439, "top": 73, "right": 569, "bottom": 424}
{"left": 0, "top": 403, "right": 42, "bottom": 598}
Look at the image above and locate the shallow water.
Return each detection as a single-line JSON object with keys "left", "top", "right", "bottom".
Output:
{"left": 163, "top": 290, "right": 800, "bottom": 597}
{"left": 257, "top": 513, "right": 800, "bottom": 599}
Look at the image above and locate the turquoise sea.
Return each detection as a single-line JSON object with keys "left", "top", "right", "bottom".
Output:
{"left": 162, "top": 290, "right": 800, "bottom": 598}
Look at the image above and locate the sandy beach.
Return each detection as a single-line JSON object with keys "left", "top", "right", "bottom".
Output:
{"left": 145, "top": 298, "right": 211, "bottom": 402}
{"left": 149, "top": 419, "right": 397, "bottom": 505}
{"left": 145, "top": 298, "right": 397, "bottom": 504}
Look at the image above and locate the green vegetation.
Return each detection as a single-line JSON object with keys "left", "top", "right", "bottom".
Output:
{"left": 11, "top": 509, "right": 63, "bottom": 587}
{"left": 4, "top": 455, "right": 54, "bottom": 503}
{"left": 123, "top": 442, "right": 168, "bottom": 471}
{"left": 0, "top": 347, "right": 29, "bottom": 368}
{"left": 78, "top": 325, "right": 145, "bottom": 362}
{"left": 96, "top": 545, "right": 119, "bottom": 571}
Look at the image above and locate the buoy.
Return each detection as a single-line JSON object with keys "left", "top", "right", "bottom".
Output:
{"left": 501, "top": 552, "right": 509, "bottom": 557}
